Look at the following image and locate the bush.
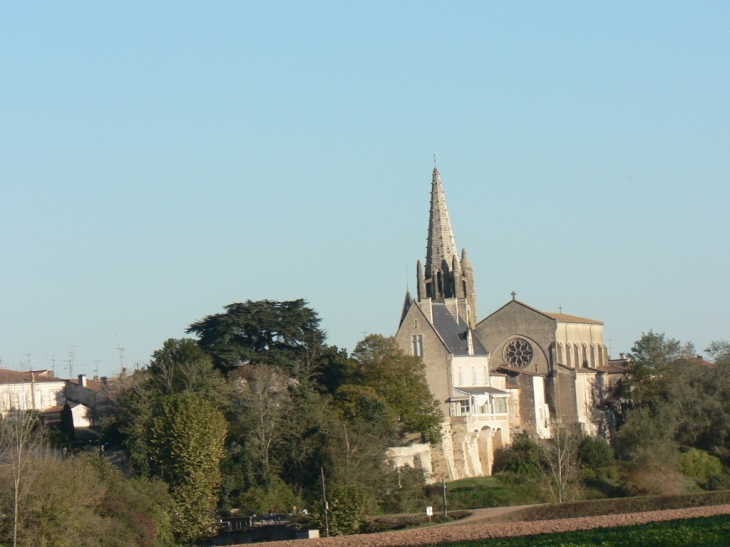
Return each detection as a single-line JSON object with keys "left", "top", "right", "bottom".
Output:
{"left": 237, "top": 476, "right": 299, "bottom": 515}
{"left": 312, "top": 482, "right": 370, "bottom": 536}
{"left": 493, "top": 432, "right": 540, "bottom": 478}
{"left": 579, "top": 435, "right": 614, "bottom": 469}
{"left": 679, "top": 448, "right": 723, "bottom": 482}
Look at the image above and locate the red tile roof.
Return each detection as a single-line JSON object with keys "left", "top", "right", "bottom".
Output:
{"left": 68, "top": 378, "right": 103, "bottom": 391}
{"left": 0, "top": 369, "right": 64, "bottom": 384}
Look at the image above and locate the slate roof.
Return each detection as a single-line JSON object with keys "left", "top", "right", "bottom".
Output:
{"left": 431, "top": 303, "right": 488, "bottom": 356}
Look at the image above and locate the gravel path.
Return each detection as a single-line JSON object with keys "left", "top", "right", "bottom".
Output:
{"left": 243, "top": 504, "right": 730, "bottom": 547}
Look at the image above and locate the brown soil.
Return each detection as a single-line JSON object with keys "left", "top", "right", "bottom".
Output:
{"left": 244, "top": 504, "right": 730, "bottom": 547}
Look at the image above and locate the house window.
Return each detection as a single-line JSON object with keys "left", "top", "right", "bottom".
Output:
{"left": 483, "top": 367, "right": 488, "bottom": 385}
{"left": 411, "top": 334, "right": 424, "bottom": 357}
{"left": 458, "top": 367, "right": 464, "bottom": 386}
{"left": 459, "top": 401, "right": 470, "bottom": 415}
{"left": 472, "top": 367, "right": 477, "bottom": 385}
{"left": 493, "top": 397, "right": 507, "bottom": 414}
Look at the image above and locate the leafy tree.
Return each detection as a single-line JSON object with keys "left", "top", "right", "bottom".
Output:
{"left": 147, "top": 338, "right": 227, "bottom": 405}
{"left": 705, "top": 340, "right": 730, "bottom": 363}
{"left": 349, "top": 335, "right": 442, "bottom": 442}
{"left": 230, "top": 364, "right": 291, "bottom": 479}
{"left": 59, "top": 402, "right": 75, "bottom": 442}
{"left": 186, "top": 299, "right": 325, "bottom": 377}
{"left": 149, "top": 392, "right": 227, "bottom": 544}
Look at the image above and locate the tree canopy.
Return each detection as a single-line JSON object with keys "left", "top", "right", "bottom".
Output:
{"left": 186, "top": 299, "right": 325, "bottom": 375}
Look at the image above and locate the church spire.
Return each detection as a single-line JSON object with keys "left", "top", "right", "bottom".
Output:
{"left": 425, "top": 167, "right": 458, "bottom": 290}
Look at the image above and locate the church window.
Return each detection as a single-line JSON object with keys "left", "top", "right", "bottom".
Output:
{"left": 411, "top": 335, "right": 424, "bottom": 357}
{"left": 458, "top": 367, "right": 464, "bottom": 386}
{"left": 483, "top": 366, "right": 488, "bottom": 385}
{"left": 503, "top": 338, "right": 534, "bottom": 368}
{"left": 575, "top": 345, "right": 581, "bottom": 368}
{"left": 472, "top": 367, "right": 477, "bottom": 385}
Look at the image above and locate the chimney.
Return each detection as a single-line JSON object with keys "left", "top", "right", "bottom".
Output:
{"left": 78, "top": 374, "right": 87, "bottom": 387}
{"left": 101, "top": 376, "right": 108, "bottom": 387}
{"left": 619, "top": 353, "right": 626, "bottom": 360}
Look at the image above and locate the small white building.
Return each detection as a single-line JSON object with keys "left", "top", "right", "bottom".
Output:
{"left": 0, "top": 369, "right": 66, "bottom": 418}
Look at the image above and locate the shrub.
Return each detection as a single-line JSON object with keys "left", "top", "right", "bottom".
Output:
{"left": 493, "top": 432, "right": 541, "bottom": 478}
{"left": 237, "top": 476, "right": 299, "bottom": 515}
{"left": 312, "top": 482, "right": 370, "bottom": 536}
{"left": 679, "top": 448, "right": 723, "bottom": 482}
{"left": 579, "top": 435, "right": 614, "bottom": 469}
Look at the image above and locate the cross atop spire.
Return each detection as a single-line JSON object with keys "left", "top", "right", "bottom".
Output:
{"left": 425, "top": 167, "right": 458, "bottom": 280}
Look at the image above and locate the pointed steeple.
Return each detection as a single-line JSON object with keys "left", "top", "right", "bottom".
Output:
{"left": 425, "top": 167, "right": 458, "bottom": 290}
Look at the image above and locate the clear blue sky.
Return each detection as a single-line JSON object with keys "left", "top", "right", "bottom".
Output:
{"left": 1, "top": 2, "right": 728, "bottom": 377}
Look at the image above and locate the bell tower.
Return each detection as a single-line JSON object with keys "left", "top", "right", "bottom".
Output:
{"left": 416, "top": 168, "right": 478, "bottom": 326}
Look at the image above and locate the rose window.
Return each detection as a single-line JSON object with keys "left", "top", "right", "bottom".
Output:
{"left": 503, "top": 338, "right": 533, "bottom": 368}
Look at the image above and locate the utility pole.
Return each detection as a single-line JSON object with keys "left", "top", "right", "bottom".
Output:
{"left": 320, "top": 467, "right": 329, "bottom": 537}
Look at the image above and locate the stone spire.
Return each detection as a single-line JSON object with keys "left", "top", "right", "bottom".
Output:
{"left": 425, "top": 167, "right": 458, "bottom": 298}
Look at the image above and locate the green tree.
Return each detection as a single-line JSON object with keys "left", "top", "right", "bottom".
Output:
{"left": 349, "top": 335, "right": 443, "bottom": 442}
{"left": 59, "top": 402, "right": 75, "bottom": 442}
{"left": 230, "top": 364, "right": 291, "bottom": 479}
{"left": 149, "top": 392, "right": 227, "bottom": 544}
{"left": 147, "top": 338, "right": 227, "bottom": 404}
{"left": 312, "top": 482, "right": 369, "bottom": 536}
{"left": 578, "top": 434, "right": 614, "bottom": 469}
{"left": 186, "top": 299, "right": 325, "bottom": 377}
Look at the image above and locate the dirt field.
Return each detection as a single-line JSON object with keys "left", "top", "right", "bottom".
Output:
{"left": 243, "top": 504, "right": 730, "bottom": 547}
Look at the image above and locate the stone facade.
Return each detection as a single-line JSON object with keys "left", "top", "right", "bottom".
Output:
{"left": 390, "top": 168, "right": 624, "bottom": 481}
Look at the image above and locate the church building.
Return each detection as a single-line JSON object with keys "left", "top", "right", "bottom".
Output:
{"left": 393, "top": 167, "right": 622, "bottom": 480}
